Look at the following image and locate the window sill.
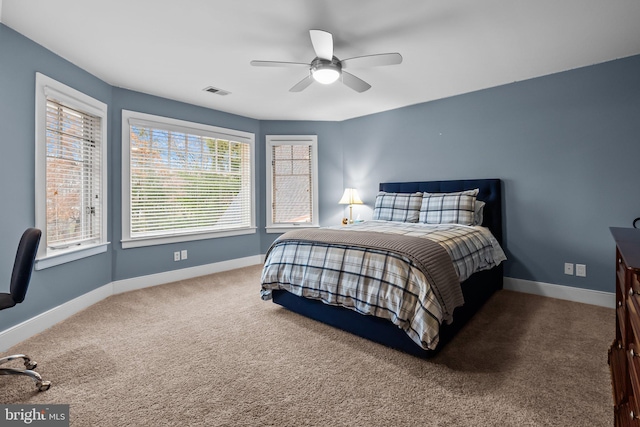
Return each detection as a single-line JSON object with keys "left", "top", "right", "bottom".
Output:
{"left": 35, "top": 242, "right": 110, "bottom": 270}
{"left": 122, "top": 227, "right": 257, "bottom": 249}
{"left": 266, "top": 225, "right": 320, "bottom": 234}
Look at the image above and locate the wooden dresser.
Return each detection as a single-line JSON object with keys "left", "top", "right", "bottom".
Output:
{"left": 610, "top": 227, "right": 640, "bottom": 426}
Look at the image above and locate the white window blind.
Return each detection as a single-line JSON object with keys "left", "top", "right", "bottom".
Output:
{"left": 35, "top": 73, "right": 108, "bottom": 269}
{"left": 124, "top": 114, "right": 254, "bottom": 245}
{"left": 266, "top": 135, "right": 319, "bottom": 232}
{"left": 272, "top": 144, "right": 313, "bottom": 223}
{"left": 45, "top": 98, "right": 102, "bottom": 248}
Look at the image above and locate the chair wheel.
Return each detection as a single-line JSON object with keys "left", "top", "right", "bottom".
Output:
{"left": 25, "top": 361, "right": 37, "bottom": 370}
{"left": 36, "top": 381, "right": 51, "bottom": 391}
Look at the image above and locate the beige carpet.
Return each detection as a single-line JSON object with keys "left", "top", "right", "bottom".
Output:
{"left": 1, "top": 265, "right": 614, "bottom": 426}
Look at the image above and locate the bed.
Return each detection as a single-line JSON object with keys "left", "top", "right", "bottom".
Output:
{"left": 260, "top": 179, "right": 505, "bottom": 358}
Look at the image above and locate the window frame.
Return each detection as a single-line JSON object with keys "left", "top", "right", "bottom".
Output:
{"left": 266, "top": 135, "right": 319, "bottom": 234}
{"left": 34, "top": 73, "right": 109, "bottom": 270}
{"left": 121, "top": 110, "right": 256, "bottom": 249}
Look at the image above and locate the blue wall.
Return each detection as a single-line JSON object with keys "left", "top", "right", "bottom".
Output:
{"left": 1, "top": 21, "right": 639, "bottom": 332}
{"left": 0, "top": 24, "right": 113, "bottom": 330}
{"left": 341, "top": 55, "right": 640, "bottom": 292}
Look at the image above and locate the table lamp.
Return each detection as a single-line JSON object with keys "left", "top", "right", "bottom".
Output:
{"left": 338, "top": 188, "right": 363, "bottom": 224}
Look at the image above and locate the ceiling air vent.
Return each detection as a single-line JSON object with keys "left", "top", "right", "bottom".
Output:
{"left": 203, "top": 86, "right": 230, "bottom": 96}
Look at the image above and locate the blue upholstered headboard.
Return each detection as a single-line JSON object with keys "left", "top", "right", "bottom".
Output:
{"left": 379, "top": 179, "right": 503, "bottom": 244}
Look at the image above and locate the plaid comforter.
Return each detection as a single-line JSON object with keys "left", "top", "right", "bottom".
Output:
{"left": 332, "top": 221, "right": 506, "bottom": 282}
{"left": 260, "top": 221, "right": 506, "bottom": 350}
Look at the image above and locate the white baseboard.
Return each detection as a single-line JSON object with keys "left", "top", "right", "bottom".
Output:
{"left": 0, "top": 256, "right": 262, "bottom": 352}
{"left": 0, "top": 284, "right": 113, "bottom": 353}
{"left": 504, "top": 277, "right": 615, "bottom": 308}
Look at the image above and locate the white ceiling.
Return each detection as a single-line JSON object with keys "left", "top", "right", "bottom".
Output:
{"left": 2, "top": 0, "right": 640, "bottom": 121}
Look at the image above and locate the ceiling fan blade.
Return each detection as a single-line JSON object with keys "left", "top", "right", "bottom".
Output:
{"left": 289, "top": 75, "right": 314, "bottom": 92}
{"left": 309, "top": 29, "right": 333, "bottom": 61}
{"left": 340, "top": 71, "right": 371, "bottom": 93}
{"left": 340, "top": 53, "right": 403, "bottom": 69}
{"left": 250, "top": 60, "right": 310, "bottom": 67}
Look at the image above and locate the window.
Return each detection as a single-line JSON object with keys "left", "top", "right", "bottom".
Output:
{"left": 266, "top": 135, "right": 319, "bottom": 233}
{"left": 35, "top": 73, "right": 108, "bottom": 269}
{"left": 122, "top": 111, "right": 255, "bottom": 248}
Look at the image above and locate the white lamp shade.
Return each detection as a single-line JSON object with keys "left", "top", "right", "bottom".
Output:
{"left": 338, "top": 188, "right": 363, "bottom": 205}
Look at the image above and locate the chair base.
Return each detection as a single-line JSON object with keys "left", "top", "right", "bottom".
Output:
{"left": 0, "top": 354, "right": 51, "bottom": 391}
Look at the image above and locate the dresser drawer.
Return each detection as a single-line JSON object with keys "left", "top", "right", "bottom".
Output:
{"left": 611, "top": 340, "right": 629, "bottom": 407}
{"left": 630, "top": 397, "right": 640, "bottom": 426}
{"left": 629, "top": 344, "right": 640, "bottom": 412}
{"left": 618, "top": 400, "right": 640, "bottom": 427}
{"left": 620, "top": 257, "right": 628, "bottom": 295}
{"left": 628, "top": 296, "right": 640, "bottom": 346}
{"left": 620, "top": 302, "right": 628, "bottom": 343}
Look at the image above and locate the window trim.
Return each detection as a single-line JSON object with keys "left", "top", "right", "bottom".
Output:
{"left": 34, "top": 73, "right": 109, "bottom": 270}
{"left": 121, "top": 110, "right": 256, "bottom": 249}
{"left": 266, "top": 135, "right": 319, "bottom": 234}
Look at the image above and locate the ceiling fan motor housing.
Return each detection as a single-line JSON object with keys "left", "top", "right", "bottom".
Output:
{"left": 311, "top": 57, "right": 342, "bottom": 84}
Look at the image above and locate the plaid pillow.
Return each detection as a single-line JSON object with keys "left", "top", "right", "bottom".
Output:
{"left": 474, "top": 200, "right": 486, "bottom": 226}
{"left": 419, "top": 189, "right": 478, "bottom": 225}
{"left": 372, "top": 192, "right": 423, "bottom": 222}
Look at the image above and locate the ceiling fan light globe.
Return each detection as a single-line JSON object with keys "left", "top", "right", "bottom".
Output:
{"left": 312, "top": 67, "right": 340, "bottom": 84}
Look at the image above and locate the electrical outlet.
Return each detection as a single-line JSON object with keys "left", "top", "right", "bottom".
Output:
{"left": 576, "top": 264, "right": 587, "bottom": 277}
{"left": 174, "top": 251, "right": 181, "bottom": 261}
{"left": 181, "top": 249, "right": 188, "bottom": 260}
{"left": 564, "top": 263, "right": 574, "bottom": 275}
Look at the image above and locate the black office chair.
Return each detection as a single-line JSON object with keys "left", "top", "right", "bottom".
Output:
{"left": 0, "top": 228, "right": 51, "bottom": 391}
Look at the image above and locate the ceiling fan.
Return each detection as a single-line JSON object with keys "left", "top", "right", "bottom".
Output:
{"left": 250, "top": 29, "right": 402, "bottom": 93}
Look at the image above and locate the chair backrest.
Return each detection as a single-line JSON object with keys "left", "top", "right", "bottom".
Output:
{"left": 10, "top": 228, "right": 42, "bottom": 304}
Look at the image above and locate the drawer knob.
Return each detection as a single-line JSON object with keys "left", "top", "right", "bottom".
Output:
{"left": 631, "top": 349, "right": 640, "bottom": 358}
{"left": 619, "top": 301, "right": 623, "bottom": 307}
{"left": 630, "top": 288, "right": 636, "bottom": 297}
{"left": 632, "top": 411, "right": 640, "bottom": 420}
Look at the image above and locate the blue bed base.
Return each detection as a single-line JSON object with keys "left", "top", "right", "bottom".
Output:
{"left": 271, "top": 178, "right": 504, "bottom": 358}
